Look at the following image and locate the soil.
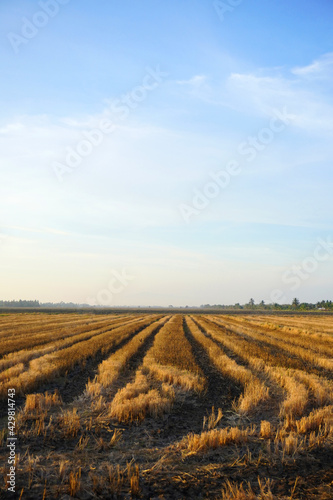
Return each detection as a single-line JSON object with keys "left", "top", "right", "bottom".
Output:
{"left": 0, "top": 314, "right": 332, "bottom": 499}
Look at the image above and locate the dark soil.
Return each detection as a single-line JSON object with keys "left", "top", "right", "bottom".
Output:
{"left": 35, "top": 318, "right": 165, "bottom": 404}
{"left": 1, "top": 313, "right": 332, "bottom": 500}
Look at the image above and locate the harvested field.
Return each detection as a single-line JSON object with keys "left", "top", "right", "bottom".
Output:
{"left": 0, "top": 313, "right": 332, "bottom": 499}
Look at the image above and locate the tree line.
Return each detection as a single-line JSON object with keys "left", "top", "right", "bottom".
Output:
{"left": 200, "top": 299, "right": 333, "bottom": 311}
{"left": 1, "top": 299, "right": 332, "bottom": 310}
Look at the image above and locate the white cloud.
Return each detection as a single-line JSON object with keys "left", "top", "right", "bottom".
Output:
{"left": 1, "top": 225, "right": 72, "bottom": 237}
{"left": 0, "top": 122, "right": 25, "bottom": 134}
{"left": 225, "top": 55, "right": 333, "bottom": 135}
{"left": 167, "top": 54, "right": 333, "bottom": 138}
{"left": 292, "top": 52, "right": 333, "bottom": 79}
{"left": 176, "top": 75, "right": 207, "bottom": 86}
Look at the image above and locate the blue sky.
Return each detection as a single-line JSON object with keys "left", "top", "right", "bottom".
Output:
{"left": 0, "top": 0, "right": 332, "bottom": 306}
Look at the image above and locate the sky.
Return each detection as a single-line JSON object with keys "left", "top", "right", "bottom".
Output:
{"left": 0, "top": 0, "right": 332, "bottom": 306}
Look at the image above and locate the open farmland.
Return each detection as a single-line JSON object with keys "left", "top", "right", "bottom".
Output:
{"left": 0, "top": 313, "right": 333, "bottom": 499}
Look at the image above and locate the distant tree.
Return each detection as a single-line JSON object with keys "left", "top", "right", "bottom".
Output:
{"left": 316, "top": 300, "right": 332, "bottom": 310}
{"left": 259, "top": 300, "right": 265, "bottom": 308}
{"left": 292, "top": 298, "right": 300, "bottom": 308}
{"left": 0, "top": 299, "right": 40, "bottom": 308}
{"left": 249, "top": 298, "right": 255, "bottom": 308}
{"left": 299, "top": 302, "right": 314, "bottom": 311}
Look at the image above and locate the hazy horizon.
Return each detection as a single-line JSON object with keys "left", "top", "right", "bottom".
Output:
{"left": 1, "top": 1, "right": 332, "bottom": 307}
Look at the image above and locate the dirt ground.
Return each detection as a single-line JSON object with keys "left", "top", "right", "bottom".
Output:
{"left": 1, "top": 315, "right": 332, "bottom": 499}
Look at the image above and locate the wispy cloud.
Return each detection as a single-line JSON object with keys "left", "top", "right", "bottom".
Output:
{"left": 167, "top": 54, "right": 333, "bottom": 138}
{"left": 225, "top": 55, "right": 333, "bottom": 135}
{"left": 1, "top": 225, "right": 72, "bottom": 237}
{"left": 176, "top": 75, "right": 207, "bottom": 86}
{"left": 292, "top": 52, "right": 333, "bottom": 79}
